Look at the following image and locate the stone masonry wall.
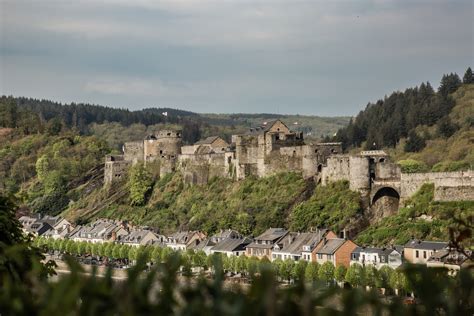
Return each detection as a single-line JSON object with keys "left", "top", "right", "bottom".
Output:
{"left": 400, "top": 171, "right": 473, "bottom": 200}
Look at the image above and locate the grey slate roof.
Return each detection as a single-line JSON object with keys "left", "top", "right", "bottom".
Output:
{"left": 404, "top": 239, "right": 448, "bottom": 250}
{"left": 274, "top": 231, "right": 327, "bottom": 255}
{"left": 189, "top": 238, "right": 216, "bottom": 251}
{"left": 211, "top": 237, "right": 252, "bottom": 252}
{"left": 316, "top": 238, "right": 346, "bottom": 255}
{"left": 255, "top": 228, "right": 288, "bottom": 242}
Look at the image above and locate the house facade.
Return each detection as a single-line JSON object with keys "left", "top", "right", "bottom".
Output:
{"left": 404, "top": 239, "right": 448, "bottom": 264}
{"left": 313, "top": 238, "right": 357, "bottom": 267}
{"left": 350, "top": 247, "right": 403, "bottom": 269}
{"left": 245, "top": 228, "right": 288, "bottom": 259}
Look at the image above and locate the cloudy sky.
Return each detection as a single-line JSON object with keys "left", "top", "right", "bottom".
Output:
{"left": 1, "top": 0, "right": 472, "bottom": 116}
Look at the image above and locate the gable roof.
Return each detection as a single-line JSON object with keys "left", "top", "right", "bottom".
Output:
{"left": 404, "top": 239, "right": 448, "bottom": 250}
{"left": 274, "top": 231, "right": 327, "bottom": 255}
{"left": 255, "top": 228, "right": 288, "bottom": 241}
{"left": 316, "top": 238, "right": 347, "bottom": 255}
{"left": 211, "top": 237, "right": 252, "bottom": 252}
{"left": 195, "top": 136, "right": 222, "bottom": 145}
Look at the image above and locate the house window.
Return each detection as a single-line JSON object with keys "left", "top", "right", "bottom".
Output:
{"left": 317, "top": 254, "right": 323, "bottom": 259}
{"left": 327, "top": 255, "right": 333, "bottom": 260}
{"left": 416, "top": 250, "right": 419, "bottom": 258}
{"left": 423, "top": 251, "right": 427, "bottom": 259}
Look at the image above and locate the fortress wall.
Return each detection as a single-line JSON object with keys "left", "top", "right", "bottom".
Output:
{"left": 321, "top": 155, "right": 351, "bottom": 185}
{"left": 400, "top": 171, "right": 473, "bottom": 199}
{"left": 375, "top": 162, "right": 401, "bottom": 180}
{"left": 181, "top": 145, "right": 197, "bottom": 155}
{"left": 104, "top": 160, "right": 131, "bottom": 185}
{"left": 435, "top": 186, "right": 474, "bottom": 201}
{"left": 123, "top": 141, "right": 144, "bottom": 163}
{"left": 235, "top": 135, "right": 258, "bottom": 164}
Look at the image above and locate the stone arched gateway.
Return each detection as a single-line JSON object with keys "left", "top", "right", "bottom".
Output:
{"left": 370, "top": 186, "right": 401, "bottom": 219}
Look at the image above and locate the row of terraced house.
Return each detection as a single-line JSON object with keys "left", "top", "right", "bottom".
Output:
{"left": 19, "top": 215, "right": 471, "bottom": 271}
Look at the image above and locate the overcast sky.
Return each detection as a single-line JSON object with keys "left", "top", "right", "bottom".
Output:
{"left": 1, "top": 0, "right": 472, "bottom": 116}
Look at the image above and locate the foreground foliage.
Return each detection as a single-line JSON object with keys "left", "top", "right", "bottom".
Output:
{"left": 2, "top": 196, "right": 474, "bottom": 315}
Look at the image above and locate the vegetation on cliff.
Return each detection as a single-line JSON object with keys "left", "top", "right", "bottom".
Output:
{"left": 65, "top": 171, "right": 362, "bottom": 237}
{"left": 356, "top": 184, "right": 474, "bottom": 246}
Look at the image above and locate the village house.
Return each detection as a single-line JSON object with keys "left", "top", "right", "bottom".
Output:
{"left": 188, "top": 238, "right": 216, "bottom": 255}
{"left": 245, "top": 228, "right": 288, "bottom": 259}
{"left": 118, "top": 229, "right": 163, "bottom": 247}
{"left": 426, "top": 249, "right": 472, "bottom": 272}
{"left": 350, "top": 246, "right": 403, "bottom": 269}
{"left": 313, "top": 238, "right": 358, "bottom": 267}
{"left": 166, "top": 231, "right": 207, "bottom": 251}
{"left": 404, "top": 239, "right": 448, "bottom": 264}
{"left": 271, "top": 230, "right": 329, "bottom": 262}
{"left": 19, "top": 215, "right": 54, "bottom": 236}
{"left": 68, "top": 219, "right": 128, "bottom": 243}
{"left": 42, "top": 216, "right": 74, "bottom": 239}
{"left": 211, "top": 237, "right": 252, "bottom": 257}
{"left": 210, "top": 229, "right": 243, "bottom": 244}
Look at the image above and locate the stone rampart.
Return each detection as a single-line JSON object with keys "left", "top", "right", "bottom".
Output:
{"left": 400, "top": 171, "right": 473, "bottom": 200}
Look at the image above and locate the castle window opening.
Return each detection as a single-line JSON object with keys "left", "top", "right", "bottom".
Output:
{"left": 167, "top": 132, "right": 171, "bottom": 136}
{"left": 276, "top": 135, "right": 280, "bottom": 140}
{"left": 379, "top": 158, "right": 385, "bottom": 163}
{"left": 315, "top": 149, "right": 318, "bottom": 153}
{"left": 317, "top": 164, "right": 322, "bottom": 172}
{"left": 159, "top": 150, "right": 163, "bottom": 154}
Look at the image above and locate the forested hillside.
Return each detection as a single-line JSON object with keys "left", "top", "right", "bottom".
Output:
{"left": 0, "top": 69, "right": 472, "bottom": 243}
{"left": 334, "top": 68, "right": 474, "bottom": 172}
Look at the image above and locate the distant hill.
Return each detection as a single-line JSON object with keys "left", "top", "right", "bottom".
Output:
{"left": 0, "top": 96, "right": 350, "bottom": 145}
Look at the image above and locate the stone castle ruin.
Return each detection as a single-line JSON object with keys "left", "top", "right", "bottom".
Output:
{"left": 104, "top": 119, "right": 473, "bottom": 212}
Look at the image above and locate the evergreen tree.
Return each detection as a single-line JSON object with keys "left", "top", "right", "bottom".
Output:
{"left": 437, "top": 116, "right": 458, "bottom": 138}
{"left": 404, "top": 130, "right": 426, "bottom": 152}
{"left": 463, "top": 67, "right": 474, "bottom": 84}
{"left": 438, "top": 73, "right": 462, "bottom": 97}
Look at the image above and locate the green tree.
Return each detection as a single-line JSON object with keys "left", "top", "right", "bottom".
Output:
{"left": 377, "top": 266, "right": 394, "bottom": 290}
{"left": 365, "top": 266, "right": 377, "bottom": 288}
{"left": 462, "top": 67, "right": 473, "bottom": 84}
{"left": 291, "top": 260, "right": 307, "bottom": 281}
{"left": 305, "top": 262, "right": 320, "bottom": 282}
{"left": 192, "top": 250, "right": 207, "bottom": 269}
{"left": 404, "top": 130, "right": 426, "bottom": 153}
{"left": 334, "top": 265, "right": 347, "bottom": 284}
{"left": 438, "top": 73, "right": 462, "bottom": 97}
{"left": 35, "top": 155, "right": 50, "bottom": 182}
{"left": 318, "top": 261, "right": 335, "bottom": 285}
{"left": 345, "top": 263, "right": 365, "bottom": 287}
{"left": 279, "top": 259, "right": 295, "bottom": 282}
{"left": 128, "top": 163, "right": 153, "bottom": 206}
{"left": 437, "top": 116, "right": 458, "bottom": 138}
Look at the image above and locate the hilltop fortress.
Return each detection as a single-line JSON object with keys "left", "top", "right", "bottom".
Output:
{"left": 104, "top": 120, "right": 473, "bottom": 212}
